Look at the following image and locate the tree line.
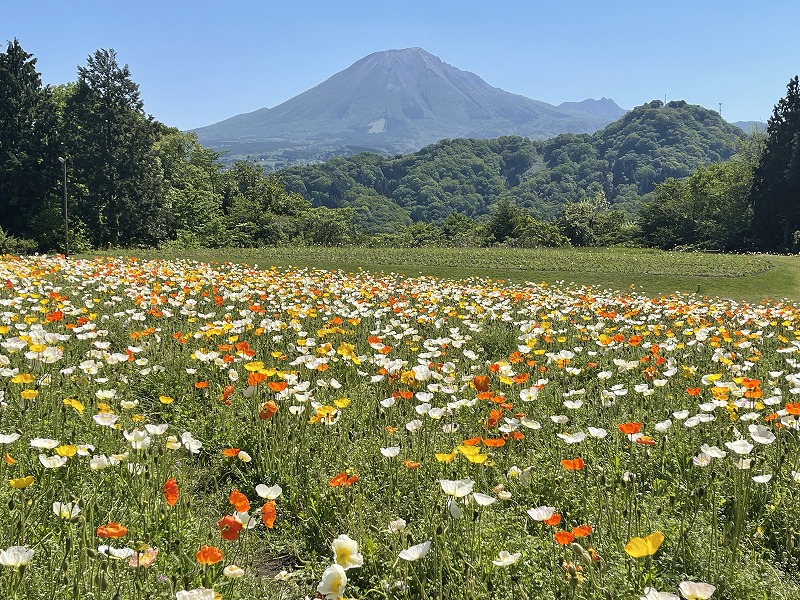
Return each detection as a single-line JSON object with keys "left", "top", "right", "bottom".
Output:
{"left": 0, "top": 40, "right": 353, "bottom": 253}
{"left": 1, "top": 39, "right": 798, "bottom": 253}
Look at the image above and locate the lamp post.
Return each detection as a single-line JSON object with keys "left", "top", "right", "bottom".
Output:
{"left": 58, "top": 157, "right": 68, "bottom": 257}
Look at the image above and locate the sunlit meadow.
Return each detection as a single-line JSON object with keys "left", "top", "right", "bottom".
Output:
{"left": 2, "top": 254, "right": 800, "bottom": 599}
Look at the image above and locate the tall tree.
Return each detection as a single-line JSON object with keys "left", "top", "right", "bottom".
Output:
{"left": 0, "top": 39, "right": 61, "bottom": 246}
{"left": 750, "top": 76, "right": 800, "bottom": 249}
{"left": 65, "top": 49, "right": 166, "bottom": 247}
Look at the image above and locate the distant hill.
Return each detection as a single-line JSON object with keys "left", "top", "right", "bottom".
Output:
{"left": 193, "top": 48, "right": 625, "bottom": 167}
{"left": 732, "top": 120, "right": 767, "bottom": 133}
{"left": 279, "top": 99, "right": 745, "bottom": 228}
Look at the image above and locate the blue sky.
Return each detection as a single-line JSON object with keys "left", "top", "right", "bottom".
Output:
{"left": 3, "top": 1, "right": 797, "bottom": 130}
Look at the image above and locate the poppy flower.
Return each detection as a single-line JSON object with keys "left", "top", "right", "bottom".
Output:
{"left": 248, "top": 372, "right": 267, "bottom": 386}
{"left": 482, "top": 437, "right": 506, "bottom": 448}
{"left": 785, "top": 403, "right": 800, "bottom": 416}
{"left": 329, "top": 472, "right": 357, "bottom": 487}
{"left": 624, "top": 531, "right": 664, "bottom": 558}
{"left": 97, "top": 522, "right": 127, "bottom": 538}
{"left": 572, "top": 524, "right": 593, "bottom": 538}
{"left": 218, "top": 515, "right": 243, "bottom": 541}
{"left": 554, "top": 530, "right": 575, "bottom": 545}
{"left": 268, "top": 381, "right": 288, "bottom": 393}
{"left": 617, "top": 422, "right": 642, "bottom": 435}
{"left": 259, "top": 400, "right": 278, "bottom": 420}
{"left": 162, "top": 478, "right": 179, "bottom": 507}
{"left": 194, "top": 381, "right": 208, "bottom": 389}
{"left": 196, "top": 545, "right": 223, "bottom": 565}
{"left": 221, "top": 385, "right": 235, "bottom": 403}
{"left": 561, "top": 458, "right": 585, "bottom": 470}
{"left": 229, "top": 489, "right": 250, "bottom": 512}
{"left": 222, "top": 447, "right": 240, "bottom": 457}
{"left": 544, "top": 513, "right": 562, "bottom": 526}
{"left": 9, "top": 475, "right": 34, "bottom": 489}
{"left": 403, "top": 460, "right": 421, "bottom": 469}
{"left": 261, "top": 501, "right": 276, "bottom": 528}
{"left": 329, "top": 472, "right": 348, "bottom": 487}
{"left": 473, "top": 375, "right": 490, "bottom": 392}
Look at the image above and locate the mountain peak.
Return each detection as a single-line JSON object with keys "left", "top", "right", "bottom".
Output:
{"left": 194, "top": 48, "right": 623, "bottom": 166}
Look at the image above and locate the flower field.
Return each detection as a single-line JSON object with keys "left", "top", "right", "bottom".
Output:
{"left": 2, "top": 254, "right": 800, "bottom": 599}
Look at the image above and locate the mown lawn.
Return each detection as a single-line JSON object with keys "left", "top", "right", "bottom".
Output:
{"left": 102, "top": 246, "right": 800, "bottom": 303}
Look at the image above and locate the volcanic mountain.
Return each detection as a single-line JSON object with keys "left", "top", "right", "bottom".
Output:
{"left": 193, "top": 48, "right": 626, "bottom": 166}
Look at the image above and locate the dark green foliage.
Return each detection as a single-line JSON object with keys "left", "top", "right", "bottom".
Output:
{"left": 281, "top": 102, "right": 743, "bottom": 229}
{"left": 0, "top": 39, "right": 62, "bottom": 249}
{"left": 65, "top": 49, "right": 167, "bottom": 247}
{"left": 750, "top": 76, "right": 800, "bottom": 249}
{"left": 638, "top": 142, "right": 758, "bottom": 251}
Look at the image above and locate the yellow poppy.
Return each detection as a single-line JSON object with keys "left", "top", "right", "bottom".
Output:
{"left": 435, "top": 451, "right": 457, "bottom": 463}
{"left": 10, "top": 475, "right": 35, "bottom": 489}
{"left": 63, "top": 398, "right": 85, "bottom": 414}
{"left": 624, "top": 531, "right": 665, "bottom": 558}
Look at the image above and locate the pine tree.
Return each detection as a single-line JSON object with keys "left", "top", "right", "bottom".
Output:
{"left": 0, "top": 39, "right": 61, "bottom": 247}
{"left": 751, "top": 76, "right": 800, "bottom": 249}
{"left": 65, "top": 49, "right": 167, "bottom": 247}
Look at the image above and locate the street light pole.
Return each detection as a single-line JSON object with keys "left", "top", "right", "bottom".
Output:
{"left": 58, "top": 157, "right": 68, "bottom": 257}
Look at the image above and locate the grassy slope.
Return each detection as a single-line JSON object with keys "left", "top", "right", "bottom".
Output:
{"left": 87, "top": 247, "right": 800, "bottom": 303}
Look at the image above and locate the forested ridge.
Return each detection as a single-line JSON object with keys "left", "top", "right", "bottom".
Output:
{"left": 1, "top": 39, "right": 799, "bottom": 253}
{"left": 281, "top": 100, "right": 745, "bottom": 226}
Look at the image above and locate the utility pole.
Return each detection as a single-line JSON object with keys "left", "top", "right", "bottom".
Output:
{"left": 58, "top": 157, "right": 68, "bottom": 257}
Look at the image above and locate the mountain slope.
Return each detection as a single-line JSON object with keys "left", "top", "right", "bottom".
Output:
{"left": 278, "top": 100, "right": 745, "bottom": 224}
{"left": 193, "top": 48, "right": 624, "bottom": 165}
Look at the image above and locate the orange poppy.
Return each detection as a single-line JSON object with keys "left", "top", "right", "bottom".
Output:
{"left": 785, "top": 403, "right": 800, "bottom": 416}
{"left": 482, "top": 437, "right": 506, "bottom": 448}
{"left": 222, "top": 447, "right": 240, "bottom": 457}
{"left": 472, "top": 375, "right": 489, "bottom": 392}
{"left": 268, "top": 381, "right": 288, "bottom": 393}
{"left": 248, "top": 372, "right": 267, "bottom": 386}
{"left": 462, "top": 436, "right": 482, "bottom": 446}
{"left": 229, "top": 489, "right": 250, "bottom": 512}
{"left": 544, "top": 513, "right": 562, "bottom": 526}
{"left": 260, "top": 400, "right": 278, "bottom": 420}
{"left": 218, "top": 515, "right": 243, "bottom": 541}
{"left": 261, "top": 501, "right": 277, "bottom": 528}
{"left": 196, "top": 545, "right": 223, "bottom": 565}
{"left": 741, "top": 378, "right": 761, "bottom": 390}
{"left": 194, "top": 381, "right": 208, "bottom": 389}
{"left": 561, "top": 458, "right": 585, "bottom": 471}
{"left": 572, "top": 525, "right": 593, "bottom": 538}
{"left": 555, "top": 530, "right": 575, "bottom": 545}
{"left": 635, "top": 435, "right": 657, "bottom": 446}
{"left": 617, "top": 422, "right": 642, "bottom": 435}
{"left": 686, "top": 387, "right": 702, "bottom": 396}
{"left": 4, "top": 452, "right": 15, "bottom": 465}
{"left": 403, "top": 460, "right": 421, "bottom": 469}
{"left": 476, "top": 391, "right": 494, "bottom": 400}
{"left": 513, "top": 372, "right": 530, "bottom": 384}
{"left": 221, "top": 385, "right": 235, "bottom": 403}
{"left": 162, "top": 478, "right": 179, "bottom": 507}
{"left": 97, "top": 522, "right": 127, "bottom": 538}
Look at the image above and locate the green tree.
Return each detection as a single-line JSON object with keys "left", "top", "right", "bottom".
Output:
{"left": 65, "top": 49, "right": 167, "bottom": 247}
{"left": 0, "top": 39, "right": 61, "bottom": 248}
{"left": 154, "top": 129, "right": 226, "bottom": 246}
{"left": 751, "top": 76, "right": 800, "bottom": 249}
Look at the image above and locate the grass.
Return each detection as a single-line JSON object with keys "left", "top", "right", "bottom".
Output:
{"left": 97, "top": 246, "right": 800, "bottom": 303}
